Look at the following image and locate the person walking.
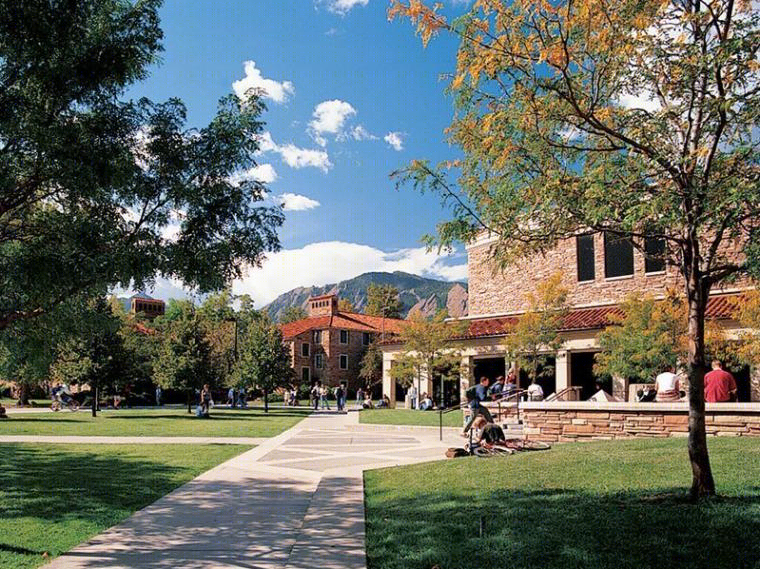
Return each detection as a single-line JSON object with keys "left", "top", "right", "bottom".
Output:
{"left": 155, "top": 386, "right": 162, "bottom": 406}
{"left": 462, "top": 377, "right": 495, "bottom": 436}
{"left": 335, "top": 385, "right": 345, "bottom": 412}
{"left": 356, "top": 387, "right": 365, "bottom": 410}
{"left": 409, "top": 384, "right": 418, "bottom": 410}
{"left": 311, "top": 382, "right": 321, "bottom": 410}
{"left": 320, "top": 385, "right": 331, "bottom": 410}
{"left": 227, "top": 387, "right": 236, "bottom": 408}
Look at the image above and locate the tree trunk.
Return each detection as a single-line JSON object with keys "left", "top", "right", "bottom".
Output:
{"left": 685, "top": 274, "right": 716, "bottom": 499}
{"left": 91, "top": 380, "right": 98, "bottom": 418}
{"left": 264, "top": 389, "right": 269, "bottom": 413}
{"left": 187, "top": 390, "right": 192, "bottom": 414}
{"left": 17, "top": 382, "right": 30, "bottom": 407}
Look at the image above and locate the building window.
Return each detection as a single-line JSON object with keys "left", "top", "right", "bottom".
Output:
{"left": 362, "top": 332, "right": 371, "bottom": 346}
{"left": 339, "top": 354, "right": 348, "bottom": 370}
{"left": 340, "top": 330, "right": 349, "bottom": 344}
{"left": 315, "top": 354, "right": 323, "bottom": 369}
{"left": 301, "top": 367, "right": 310, "bottom": 383}
{"left": 313, "top": 330, "right": 322, "bottom": 343}
{"left": 604, "top": 232, "right": 634, "bottom": 278}
{"left": 301, "top": 343, "right": 310, "bottom": 357}
{"left": 576, "top": 234, "right": 595, "bottom": 282}
{"left": 644, "top": 237, "right": 666, "bottom": 273}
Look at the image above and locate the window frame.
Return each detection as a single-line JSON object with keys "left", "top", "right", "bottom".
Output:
{"left": 575, "top": 233, "right": 596, "bottom": 283}
{"left": 301, "top": 343, "right": 310, "bottom": 357}
{"left": 313, "top": 330, "right": 322, "bottom": 343}
{"left": 315, "top": 353, "right": 323, "bottom": 369}
{"left": 644, "top": 236, "right": 666, "bottom": 274}
{"left": 339, "top": 354, "right": 348, "bottom": 370}
{"left": 603, "top": 232, "right": 634, "bottom": 279}
{"left": 362, "top": 332, "right": 371, "bottom": 346}
{"left": 340, "top": 330, "right": 349, "bottom": 344}
{"left": 301, "top": 367, "right": 310, "bottom": 384}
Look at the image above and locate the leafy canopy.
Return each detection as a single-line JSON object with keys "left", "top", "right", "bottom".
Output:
{"left": 365, "top": 284, "right": 403, "bottom": 319}
{"left": 0, "top": 0, "right": 283, "bottom": 331}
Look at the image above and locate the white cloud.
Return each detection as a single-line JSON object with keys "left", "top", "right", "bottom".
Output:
{"left": 616, "top": 91, "right": 660, "bottom": 112}
{"left": 323, "top": 0, "right": 369, "bottom": 15}
{"left": 384, "top": 131, "right": 405, "bottom": 151}
{"left": 232, "top": 61, "right": 295, "bottom": 104}
{"left": 308, "top": 100, "right": 357, "bottom": 146}
{"left": 229, "top": 163, "right": 278, "bottom": 186}
{"left": 349, "top": 125, "right": 377, "bottom": 141}
{"left": 232, "top": 241, "right": 467, "bottom": 307}
{"left": 278, "top": 193, "right": 321, "bottom": 211}
{"left": 256, "top": 132, "right": 332, "bottom": 173}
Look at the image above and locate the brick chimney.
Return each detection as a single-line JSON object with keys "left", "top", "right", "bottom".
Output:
{"left": 308, "top": 294, "right": 338, "bottom": 317}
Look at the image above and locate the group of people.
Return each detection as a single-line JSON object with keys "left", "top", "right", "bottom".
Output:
{"left": 405, "top": 385, "right": 436, "bottom": 410}
{"left": 224, "top": 386, "right": 248, "bottom": 408}
{"left": 650, "top": 360, "right": 738, "bottom": 403}
{"left": 309, "top": 382, "right": 347, "bottom": 411}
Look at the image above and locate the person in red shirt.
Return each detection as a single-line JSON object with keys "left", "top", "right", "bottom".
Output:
{"left": 704, "top": 360, "right": 738, "bottom": 403}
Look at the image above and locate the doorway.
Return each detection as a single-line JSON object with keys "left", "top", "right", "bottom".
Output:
{"left": 473, "top": 357, "right": 506, "bottom": 384}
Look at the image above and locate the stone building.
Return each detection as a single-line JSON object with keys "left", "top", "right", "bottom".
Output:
{"left": 281, "top": 294, "right": 405, "bottom": 392}
{"left": 381, "top": 231, "right": 759, "bottom": 404}
{"left": 130, "top": 293, "right": 165, "bottom": 320}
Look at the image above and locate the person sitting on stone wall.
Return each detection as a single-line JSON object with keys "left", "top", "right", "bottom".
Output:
{"left": 655, "top": 365, "right": 682, "bottom": 402}
{"left": 527, "top": 381, "right": 544, "bottom": 402}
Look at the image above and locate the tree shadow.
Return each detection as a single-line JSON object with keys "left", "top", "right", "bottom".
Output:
{"left": 365, "top": 484, "right": 760, "bottom": 569}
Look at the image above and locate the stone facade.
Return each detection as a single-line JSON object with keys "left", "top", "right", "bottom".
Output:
{"left": 521, "top": 402, "right": 760, "bottom": 442}
{"left": 467, "top": 232, "right": 745, "bottom": 317}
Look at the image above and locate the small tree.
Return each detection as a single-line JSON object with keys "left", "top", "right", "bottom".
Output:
{"left": 359, "top": 342, "right": 383, "bottom": 391}
{"left": 152, "top": 301, "right": 212, "bottom": 413}
{"left": 233, "top": 318, "right": 292, "bottom": 412}
{"left": 391, "top": 311, "right": 466, "bottom": 407}
{"left": 338, "top": 298, "right": 356, "bottom": 312}
{"left": 365, "top": 284, "right": 403, "bottom": 319}
{"left": 50, "top": 296, "right": 126, "bottom": 417}
{"left": 504, "top": 274, "right": 569, "bottom": 388}
{"left": 279, "top": 306, "right": 308, "bottom": 324}
{"left": 595, "top": 292, "right": 688, "bottom": 384}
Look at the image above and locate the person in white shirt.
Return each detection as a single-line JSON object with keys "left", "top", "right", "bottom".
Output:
{"left": 527, "top": 382, "right": 544, "bottom": 401}
{"left": 655, "top": 365, "right": 681, "bottom": 402}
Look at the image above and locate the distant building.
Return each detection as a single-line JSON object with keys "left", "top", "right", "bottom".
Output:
{"left": 280, "top": 294, "right": 405, "bottom": 392}
{"left": 130, "top": 293, "right": 165, "bottom": 320}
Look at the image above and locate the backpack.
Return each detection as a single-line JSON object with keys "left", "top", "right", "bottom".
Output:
{"left": 445, "top": 447, "right": 469, "bottom": 458}
{"left": 465, "top": 385, "right": 478, "bottom": 402}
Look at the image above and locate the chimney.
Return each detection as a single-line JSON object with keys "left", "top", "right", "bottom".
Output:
{"left": 308, "top": 294, "right": 338, "bottom": 317}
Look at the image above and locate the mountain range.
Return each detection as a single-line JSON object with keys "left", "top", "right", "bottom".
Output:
{"left": 264, "top": 271, "right": 468, "bottom": 320}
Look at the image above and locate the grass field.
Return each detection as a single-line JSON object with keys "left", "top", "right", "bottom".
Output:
{"left": 0, "top": 407, "right": 310, "bottom": 438}
{"left": 1, "top": 399, "right": 49, "bottom": 408}
{"left": 359, "top": 408, "right": 464, "bottom": 428}
{"left": 364, "top": 437, "right": 760, "bottom": 569}
{"left": 0, "top": 443, "right": 249, "bottom": 568}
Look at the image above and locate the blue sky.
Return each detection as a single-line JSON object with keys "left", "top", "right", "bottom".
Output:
{"left": 127, "top": 0, "right": 472, "bottom": 307}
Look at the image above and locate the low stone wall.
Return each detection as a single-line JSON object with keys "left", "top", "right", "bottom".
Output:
{"left": 521, "top": 401, "right": 760, "bottom": 442}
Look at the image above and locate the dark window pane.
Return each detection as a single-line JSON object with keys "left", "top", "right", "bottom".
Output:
{"left": 576, "top": 234, "right": 595, "bottom": 282}
{"left": 301, "top": 343, "right": 309, "bottom": 357}
{"left": 644, "top": 237, "right": 666, "bottom": 273}
{"left": 604, "top": 232, "right": 634, "bottom": 278}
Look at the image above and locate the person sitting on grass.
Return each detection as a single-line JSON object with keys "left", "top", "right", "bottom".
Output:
{"left": 419, "top": 393, "right": 434, "bottom": 410}
{"left": 0, "top": 403, "right": 6, "bottom": 418}
{"left": 362, "top": 393, "right": 374, "bottom": 409}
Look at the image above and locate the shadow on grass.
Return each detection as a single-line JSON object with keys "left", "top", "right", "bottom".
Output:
{"left": 365, "top": 485, "right": 760, "bottom": 569}
{"left": 0, "top": 445, "right": 187, "bottom": 523}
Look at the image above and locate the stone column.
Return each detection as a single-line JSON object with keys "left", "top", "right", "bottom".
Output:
{"left": 751, "top": 365, "right": 760, "bottom": 403}
{"left": 555, "top": 350, "right": 570, "bottom": 394}
{"left": 612, "top": 375, "right": 629, "bottom": 401}
{"left": 459, "top": 355, "right": 473, "bottom": 403}
{"left": 382, "top": 352, "right": 396, "bottom": 408}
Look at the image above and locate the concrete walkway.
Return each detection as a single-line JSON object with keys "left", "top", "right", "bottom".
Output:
{"left": 45, "top": 411, "right": 460, "bottom": 569}
{"left": 0, "top": 435, "right": 266, "bottom": 445}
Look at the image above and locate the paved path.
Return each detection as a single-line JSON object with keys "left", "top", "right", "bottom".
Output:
{"left": 45, "top": 412, "right": 460, "bottom": 569}
{"left": 0, "top": 435, "right": 266, "bottom": 445}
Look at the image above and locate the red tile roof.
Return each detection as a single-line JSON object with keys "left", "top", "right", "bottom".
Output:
{"left": 376, "top": 292, "right": 743, "bottom": 345}
{"left": 280, "top": 311, "right": 406, "bottom": 340}
{"left": 451, "top": 292, "right": 742, "bottom": 340}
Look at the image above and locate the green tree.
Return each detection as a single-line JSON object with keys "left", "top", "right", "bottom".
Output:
{"left": 391, "top": 0, "right": 760, "bottom": 498}
{"left": 359, "top": 342, "right": 383, "bottom": 390}
{"left": 198, "top": 291, "right": 236, "bottom": 386}
{"left": 595, "top": 292, "right": 688, "bottom": 385}
{"left": 50, "top": 296, "right": 126, "bottom": 416}
{"left": 337, "top": 298, "right": 356, "bottom": 312}
{"left": 504, "top": 274, "right": 569, "bottom": 387}
{"left": 0, "top": 0, "right": 283, "bottom": 332}
{"left": 390, "top": 311, "right": 465, "bottom": 407}
{"left": 279, "top": 306, "right": 308, "bottom": 324}
{"left": 365, "top": 284, "right": 403, "bottom": 319}
{"left": 233, "top": 317, "right": 292, "bottom": 412}
{"left": 152, "top": 301, "right": 211, "bottom": 413}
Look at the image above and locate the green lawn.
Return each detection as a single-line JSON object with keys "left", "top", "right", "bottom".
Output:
{"left": 0, "top": 443, "right": 249, "bottom": 568}
{"left": 0, "top": 407, "right": 310, "bottom": 438}
{"left": 1, "top": 399, "right": 49, "bottom": 408}
{"left": 360, "top": 408, "right": 464, "bottom": 428}
{"left": 364, "top": 437, "right": 760, "bottom": 569}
